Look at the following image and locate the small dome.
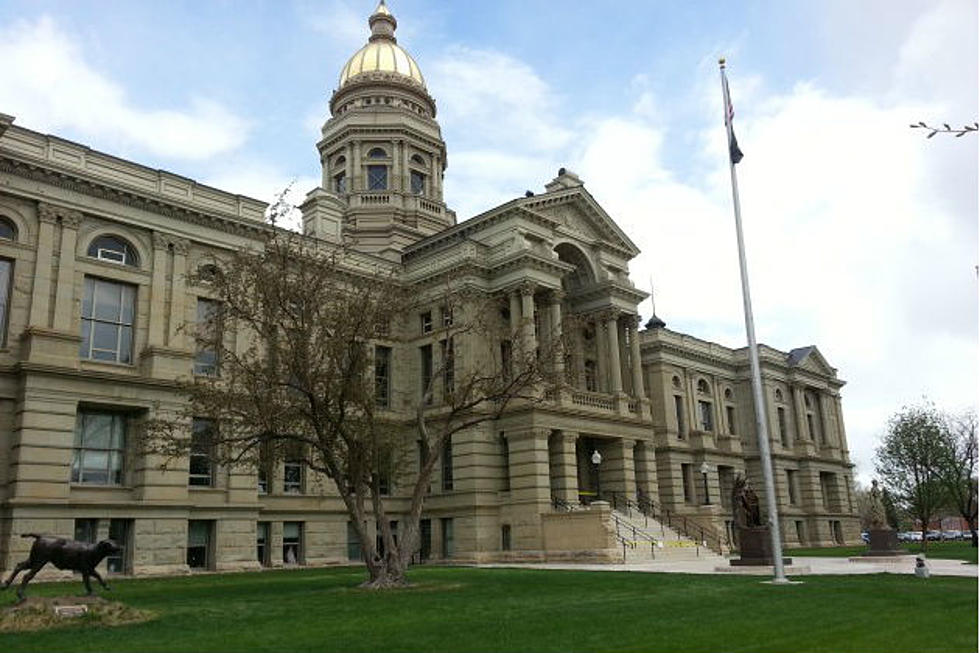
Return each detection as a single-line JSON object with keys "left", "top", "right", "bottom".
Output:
{"left": 338, "top": 1, "right": 425, "bottom": 89}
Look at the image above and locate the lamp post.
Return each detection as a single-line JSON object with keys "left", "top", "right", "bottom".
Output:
{"left": 700, "top": 461, "right": 711, "bottom": 505}
{"left": 591, "top": 449, "right": 602, "bottom": 501}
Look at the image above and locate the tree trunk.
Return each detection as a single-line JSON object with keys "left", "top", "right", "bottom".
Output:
{"left": 970, "top": 529, "right": 977, "bottom": 548}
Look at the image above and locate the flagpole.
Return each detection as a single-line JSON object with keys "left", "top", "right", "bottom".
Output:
{"left": 718, "top": 57, "right": 788, "bottom": 583}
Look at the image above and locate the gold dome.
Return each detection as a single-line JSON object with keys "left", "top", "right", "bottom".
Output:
{"left": 338, "top": 1, "right": 426, "bottom": 89}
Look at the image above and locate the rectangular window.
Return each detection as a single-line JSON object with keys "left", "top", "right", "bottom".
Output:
{"left": 257, "top": 522, "right": 270, "bottom": 566}
{"left": 284, "top": 460, "right": 303, "bottom": 494}
{"left": 74, "top": 518, "right": 98, "bottom": 544}
{"left": 777, "top": 407, "right": 788, "bottom": 447}
{"left": 795, "top": 521, "right": 806, "bottom": 545}
{"left": 187, "top": 520, "right": 212, "bottom": 570}
{"left": 420, "top": 311, "right": 433, "bottom": 334}
{"left": 681, "top": 463, "right": 694, "bottom": 504}
{"left": 500, "top": 340, "right": 512, "bottom": 381}
{"left": 674, "top": 395, "right": 685, "bottom": 438}
{"left": 441, "top": 305, "right": 453, "bottom": 327}
{"left": 441, "top": 517, "right": 454, "bottom": 558}
{"left": 820, "top": 472, "right": 838, "bottom": 510}
{"left": 726, "top": 406, "right": 736, "bottom": 435}
{"left": 334, "top": 171, "right": 347, "bottom": 193}
{"left": 0, "top": 259, "right": 12, "bottom": 346}
{"left": 367, "top": 165, "right": 388, "bottom": 191}
{"left": 410, "top": 170, "right": 425, "bottom": 195}
{"left": 347, "top": 521, "right": 363, "bottom": 561}
{"left": 584, "top": 360, "right": 598, "bottom": 392}
{"left": 189, "top": 418, "right": 215, "bottom": 487}
{"left": 806, "top": 414, "right": 815, "bottom": 440}
{"left": 441, "top": 338, "right": 454, "bottom": 398}
{"left": 419, "top": 519, "right": 432, "bottom": 561}
{"left": 107, "top": 519, "right": 131, "bottom": 574}
{"left": 71, "top": 411, "right": 127, "bottom": 485}
{"left": 501, "top": 524, "right": 512, "bottom": 551}
{"left": 442, "top": 436, "right": 453, "bottom": 491}
{"left": 283, "top": 521, "right": 302, "bottom": 564}
{"left": 80, "top": 277, "right": 135, "bottom": 364}
{"left": 194, "top": 298, "right": 220, "bottom": 376}
{"left": 698, "top": 401, "right": 713, "bottom": 431}
{"left": 420, "top": 344, "right": 433, "bottom": 404}
{"left": 500, "top": 433, "right": 510, "bottom": 491}
{"left": 375, "top": 345, "right": 391, "bottom": 408}
{"left": 786, "top": 470, "right": 798, "bottom": 505}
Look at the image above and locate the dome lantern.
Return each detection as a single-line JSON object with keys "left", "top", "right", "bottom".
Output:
{"left": 338, "top": 0, "right": 425, "bottom": 89}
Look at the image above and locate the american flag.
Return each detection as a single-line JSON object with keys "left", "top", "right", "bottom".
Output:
{"left": 722, "top": 72, "right": 744, "bottom": 164}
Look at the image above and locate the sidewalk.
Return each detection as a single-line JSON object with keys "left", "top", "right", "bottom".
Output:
{"left": 475, "top": 555, "right": 978, "bottom": 578}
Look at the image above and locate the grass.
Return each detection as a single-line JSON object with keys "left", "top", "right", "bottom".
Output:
{"left": 0, "top": 566, "right": 975, "bottom": 653}
{"left": 786, "top": 540, "right": 978, "bottom": 564}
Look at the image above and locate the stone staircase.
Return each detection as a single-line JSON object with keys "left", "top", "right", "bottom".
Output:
{"left": 611, "top": 509, "right": 727, "bottom": 563}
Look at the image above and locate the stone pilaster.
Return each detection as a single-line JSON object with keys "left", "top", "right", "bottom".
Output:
{"left": 548, "top": 430, "right": 578, "bottom": 504}
{"left": 167, "top": 238, "right": 189, "bottom": 349}
{"left": 605, "top": 312, "right": 623, "bottom": 394}
{"left": 51, "top": 210, "right": 80, "bottom": 331}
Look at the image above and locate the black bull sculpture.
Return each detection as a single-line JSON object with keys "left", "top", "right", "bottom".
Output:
{"left": 2, "top": 533, "right": 121, "bottom": 602}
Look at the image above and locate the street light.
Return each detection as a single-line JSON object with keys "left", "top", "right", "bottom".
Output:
{"left": 700, "top": 461, "right": 711, "bottom": 505}
{"left": 591, "top": 449, "right": 602, "bottom": 501}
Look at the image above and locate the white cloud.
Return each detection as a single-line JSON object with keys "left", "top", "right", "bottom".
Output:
{"left": 0, "top": 16, "right": 250, "bottom": 160}
{"left": 430, "top": 10, "right": 976, "bottom": 485}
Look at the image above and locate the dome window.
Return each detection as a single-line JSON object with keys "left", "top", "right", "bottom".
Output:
{"left": 411, "top": 154, "right": 426, "bottom": 166}
{"left": 334, "top": 155, "right": 346, "bottom": 168}
{"left": 367, "top": 147, "right": 388, "bottom": 159}
{"left": 88, "top": 235, "right": 139, "bottom": 267}
{"left": 0, "top": 216, "right": 16, "bottom": 241}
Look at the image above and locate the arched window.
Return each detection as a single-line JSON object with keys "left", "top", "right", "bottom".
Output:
{"left": 0, "top": 216, "right": 17, "bottom": 241}
{"left": 775, "top": 388, "right": 784, "bottom": 403}
{"left": 367, "top": 147, "right": 387, "bottom": 159}
{"left": 671, "top": 375, "right": 681, "bottom": 389}
{"left": 696, "top": 379, "right": 710, "bottom": 395}
{"left": 724, "top": 388, "right": 733, "bottom": 400}
{"left": 334, "top": 155, "right": 346, "bottom": 168}
{"left": 410, "top": 154, "right": 426, "bottom": 166}
{"left": 87, "top": 235, "right": 139, "bottom": 267}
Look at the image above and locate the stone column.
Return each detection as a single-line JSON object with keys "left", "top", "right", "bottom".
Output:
{"left": 602, "top": 438, "right": 635, "bottom": 500}
{"left": 147, "top": 232, "right": 169, "bottom": 347}
{"left": 549, "top": 431, "right": 578, "bottom": 504}
{"left": 820, "top": 392, "right": 837, "bottom": 447}
{"left": 548, "top": 291, "right": 564, "bottom": 381}
{"left": 352, "top": 140, "right": 362, "bottom": 191}
{"left": 633, "top": 441, "right": 659, "bottom": 501}
{"left": 168, "top": 238, "right": 189, "bottom": 349}
{"left": 628, "top": 317, "right": 644, "bottom": 398}
{"left": 520, "top": 282, "right": 537, "bottom": 359}
{"left": 51, "top": 210, "right": 80, "bottom": 331}
{"left": 29, "top": 203, "right": 58, "bottom": 328}
{"left": 507, "top": 428, "right": 552, "bottom": 551}
{"left": 792, "top": 385, "right": 808, "bottom": 440}
{"left": 508, "top": 290, "right": 521, "bottom": 370}
{"left": 605, "top": 312, "right": 623, "bottom": 394}
{"left": 595, "top": 317, "right": 608, "bottom": 392}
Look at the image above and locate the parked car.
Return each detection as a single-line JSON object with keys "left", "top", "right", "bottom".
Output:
{"left": 942, "top": 530, "right": 963, "bottom": 541}
{"left": 926, "top": 530, "right": 942, "bottom": 541}
{"left": 907, "top": 531, "right": 923, "bottom": 542}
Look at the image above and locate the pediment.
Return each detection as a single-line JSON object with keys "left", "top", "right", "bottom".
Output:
{"left": 788, "top": 346, "right": 836, "bottom": 376}
{"left": 522, "top": 189, "right": 640, "bottom": 257}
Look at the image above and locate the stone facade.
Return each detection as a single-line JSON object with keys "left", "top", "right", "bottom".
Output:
{"left": 0, "top": 3, "right": 859, "bottom": 578}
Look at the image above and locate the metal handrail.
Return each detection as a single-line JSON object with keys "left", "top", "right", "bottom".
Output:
{"left": 610, "top": 491, "right": 725, "bottom": 555}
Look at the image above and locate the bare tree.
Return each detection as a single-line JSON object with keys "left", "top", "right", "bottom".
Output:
{"left": 939, "top": 410, "right": 978, "bottom": 547}
{"left": 876, "top": 402, "right": 947, "bottom": 550}
{"left": 141, "top": 200, "right": 556, "bottom": 588}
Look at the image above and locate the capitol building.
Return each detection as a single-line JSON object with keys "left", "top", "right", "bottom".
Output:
{"left": 0, "top": 2, "right": 859, "bottom": 576}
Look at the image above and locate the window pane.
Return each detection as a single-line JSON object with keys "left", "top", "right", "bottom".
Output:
{"left": 92, "top": 321, "right": 119, "bottom": 353}
{"left": 83, "top": 414, "right": 113, "bottom": 448}
{"left": 82, "top": 278, "right": 95, "bottom": 318}
{"left": 82, "top": 450, "right": 109, "bottom": 484}
{"left": 283, "top": 522, "right": 300, "bottom": 539}
{"left": 120, "top": 285, "right": 135, "bottom": 324}
{"left": 188, "top": 521, "right": 210, "bottom": 546}
{"left": 93, "top": 280, "right": 121, "bottom": 321}
{"left": 119, "top": 326, "right": 133, "bottom": 364}
{"left": 80, "top": 319, "right": 93, "bottom": 358}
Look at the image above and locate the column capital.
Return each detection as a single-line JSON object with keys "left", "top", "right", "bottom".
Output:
{"left": 548, "top": 288, "right": 565, "bottom": 304}
{"left": 60, "top": 210, "right": 82, "bottom": 230}
{"left": 152, "top": 231, "right": 171, "bottom": 251}
{"left": 38, "top": 201, "right": 81, "bottom": 226}
{"left": 519, "top": 280, "right": 537, "bottom": 297}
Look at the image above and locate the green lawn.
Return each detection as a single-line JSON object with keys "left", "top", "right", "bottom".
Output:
{"left": 1, "top": 566, "right": 976, "bottom": 653}
{"left": 786, "top": 541, "right": 978, "bottom": 564}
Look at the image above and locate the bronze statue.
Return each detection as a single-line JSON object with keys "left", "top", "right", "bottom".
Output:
{"left": 2, "top": 533, "right": 121, "bottom": 603}
{"left": 731, "top": 475, "right": 762, "bottom": 528}
{"left": 869, "top": 479, "right": 888, "bottom": 529}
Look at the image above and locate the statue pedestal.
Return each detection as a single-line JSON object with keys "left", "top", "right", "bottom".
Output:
{"left": 730, "top": 526, "right": 793, "bottom": 566}
{"left": 865, "top": 529, "right": 903, "bottom": 556}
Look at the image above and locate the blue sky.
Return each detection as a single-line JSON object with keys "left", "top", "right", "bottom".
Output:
{"left": 1, "top": 0, "right": 977, "bottom": 481}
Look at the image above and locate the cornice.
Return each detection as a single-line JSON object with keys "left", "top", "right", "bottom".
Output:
{"left": 0, "top": 155, "right": 271, "bottom": 241}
